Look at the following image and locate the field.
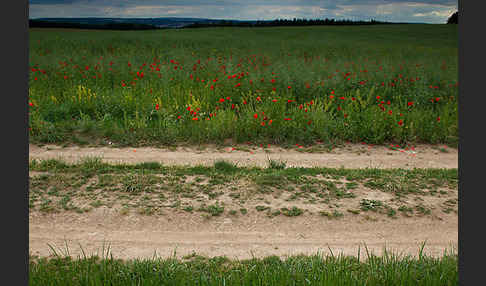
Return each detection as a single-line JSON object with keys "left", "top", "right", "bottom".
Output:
{"left": 28, "top": 24, "right": 458, "bottom": 147}
{"left": 28, "top": 24, "right": 458, "bottom": 284}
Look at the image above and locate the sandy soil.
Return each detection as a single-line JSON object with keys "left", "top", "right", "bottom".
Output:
{"left": 28, "top": 143, "right": 458, "bottom": 260}
{"left": 29, "top": 208, "right": 457, "bottom": 260}
{"left": 29, "top": 143, "right": 458, "bottom": 169}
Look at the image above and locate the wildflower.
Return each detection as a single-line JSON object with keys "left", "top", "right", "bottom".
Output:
{"left": 261, "top": 121, "right": 265, "bottom": 126}
{"left": 408, "top": 102, "right": 413, "bottom": 106}
{"left": 287, "top": 86, "right": 291, "bottom": 89}
{"left": 435, "top": 97, "right": 440, "bottom": 102}
{"left": 376, "top": 96, "right": 381, "bottom": 100}
{"left": 29, "top": 102, "right": 34, "bottom": 107}
{"left": 155, "top": 104, "right": 160, "bottom": 110}
{"left": 231, "top": 104, "right": 235, "bottom": 109}
{"left": 219, "top": 98, "right": 225, "bottom": 103}
{"left": 192, "top": 117, "right": 199, "bottom": 121}
{"left": 284, "top": 118, "right": 291, "bottom": 121}
{"left": 177, "top": 115, "right": 181, "bottom": 119}
{"left": 256, "top": 96, "right": 261, "bottom": 102}
{"left": 287, "top": 100, "right": 293, "bottom": 103}
{"left": 398, "top": 120, "right": 403, "bottom": 126}
{"left": 437, "top": 116, "right": 441, "bottom": 122}
{"left": 352, "top": 97, "right": 356, "bottom": 101}
{"left": 340, "top": 96, "right": 345, "bottom": 100}
{"left": 253, "top": 113, "right": 258, "bottom": 119}
{"left": 272, "top": 99, "right": 277, "bottom": 103}
{"left": 388, "top": 110, "right": 392, "bottom": 115}
{"left": 269, "top": 119, "right": 273, "bottom": 125}
{"left": 243, "top": 100, "right": 247, "bottom": 105}
{"left": 329, "top": 95, "right": 334, "bottom": 99}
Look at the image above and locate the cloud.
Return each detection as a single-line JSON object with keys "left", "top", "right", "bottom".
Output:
{"left": 29, "top": 0, "right": 458, "bottom": 23}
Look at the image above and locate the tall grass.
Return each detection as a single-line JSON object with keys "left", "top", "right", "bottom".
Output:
{"left": 28, "top": 25, "right": 458, "bottom": 146}
{"left": 29, "top": 245, "right": 458, "bottom": 285}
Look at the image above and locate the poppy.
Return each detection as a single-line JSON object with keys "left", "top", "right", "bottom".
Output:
{"left": 155, "top": 104, "right": 160, "bottom": 110}
{"left": 253, "top": 113, "right": 258, "bottom": 119}
{"left": 408, "top": 102, "right": 413, "bottom": 106}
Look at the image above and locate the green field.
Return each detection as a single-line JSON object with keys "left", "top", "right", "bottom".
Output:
{"left": 28, "top": 25, "right": 458, "bottom": 147}
{"left": 29, "top": 246, "right": 458, "bottom": 286}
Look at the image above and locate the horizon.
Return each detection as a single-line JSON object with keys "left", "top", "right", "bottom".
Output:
{"left": 29, "top": 1, "right": 457, "bottom": 24}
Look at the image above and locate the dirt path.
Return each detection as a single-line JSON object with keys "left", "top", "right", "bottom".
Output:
{"left": 29, "top": 143, "right": 458, "bottom": 260}
{"left": 29, "top": 143, "right": 458, "bottom": 169}
{"left": 29, "top": 208, "right": 457, "bottom": 260}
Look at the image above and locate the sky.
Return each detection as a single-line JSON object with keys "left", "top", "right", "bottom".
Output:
{"left": 29, "top": 0, "right": 458, "bottom": 24}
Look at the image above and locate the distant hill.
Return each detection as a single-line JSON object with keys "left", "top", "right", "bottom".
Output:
{"left": 29, "top": 17, "right": 400, "bottom": 30}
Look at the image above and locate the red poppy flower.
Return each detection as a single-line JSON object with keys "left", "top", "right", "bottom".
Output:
{"left": 398, "top": 120, "right": 403, "bottom": 126}
{"left": 272, "top": 99, "right": 277, "bottom": 103}
{"left": 155, "top": 104, "right": 160, "bottom": 110}
{"left": 287, "top": 100, "right": 293, "bottom": 103}
{"left": 243, "top": 100, "right": 247, "bottom": 105}
{"left": 330, "top": 95, "right": 334, "bottom": 99}
{"left": 437, "top": 116, "right": 441, "bottom": 122}
{"left": 29, "top": 102, "right": 34, "bottom": 107}
{"left": 284, "top": 118, "right": 291, "bottom": 121}
{"left": 231, "top": 104, "right": 235, "bottom": 109}
{"left": 253, "top": 113, "right": 258, "bottom": 119}
{"left": 287, "top": 86, "right": 291, "bottom": 89}
{"left": 261, "top": 121, "right": 265, "bottom": 126}
{"left": 376, "top": 96, "right": 380, "bottom": 100}
{"left": 219, "top": 98, "right": 225, "bottom": 103}
{"left": 269, "top": 119, "right": 273, "bottom": 125}
{"left": 177, "top": 115, "right": 181, "bottom": 119}
{"left": 192, "top": 117, "right": 198, "bottom": 121}
{"left": 408, "top": 102, "right": 413, "bottom": 106}
{"left": 352, "top": 97, "right": 356, "bottom": 101}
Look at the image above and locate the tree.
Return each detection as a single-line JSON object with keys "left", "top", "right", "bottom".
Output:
{"left": 447, "top": 11, "right": 458, "bottom": 24}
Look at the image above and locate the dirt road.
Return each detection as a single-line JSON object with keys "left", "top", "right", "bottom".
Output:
{"left": 29, "top": 143, "right": 458, "bottom": 260}
{"left": 29, "top": 208, "right": 457, "bottom": 260}
{"left": 29, "top": 143, "right": 458, "bottom": 169}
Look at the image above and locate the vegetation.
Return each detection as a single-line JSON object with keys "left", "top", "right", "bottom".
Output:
{"left": 29, "top": 245, "right": 458, "bottom": 285}
{"left": 29, "top": 158, "right": 458, "bottom": 218}
{"left": 28, "top": 24, "right": 457, "bottom": 147}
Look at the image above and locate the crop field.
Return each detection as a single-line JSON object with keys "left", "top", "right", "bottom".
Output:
{"left": 28, "top": 24, "right": 458, "bottom": 147}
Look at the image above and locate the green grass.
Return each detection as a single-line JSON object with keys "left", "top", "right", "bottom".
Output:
{"left": 29, "top": 158, "right": 458, "bottom": 219}
{"left": 28, "top": 25, "right": 457, "bottom": 147}
{"left": 29, "top": 244, "right": 457, "bottom": 286}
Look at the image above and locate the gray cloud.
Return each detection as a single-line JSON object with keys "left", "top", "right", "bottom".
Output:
{"left": 29, "top": 0, "right": 458, "bottom": 23}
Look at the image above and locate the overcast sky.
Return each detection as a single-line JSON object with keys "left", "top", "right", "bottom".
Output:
{"left": 29, "top": 0, "right": 458, "bottom": 24}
